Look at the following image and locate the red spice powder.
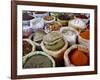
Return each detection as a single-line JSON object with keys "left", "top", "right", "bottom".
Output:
{"left": 80, "top": 30, "right": 90, "bottom": 40}
{"left": 68, "top": 49, "right": 89, "bottom": 66}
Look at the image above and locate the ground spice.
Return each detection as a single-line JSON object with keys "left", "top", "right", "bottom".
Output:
{"left": 23, "top": 54, "right": 52, "bottom": 68}
{"left": 68, "top": 49, "right": 89, "bottom": 66}
{"left": 80, "top": 30, "right": 90, "bottom": 40}
{"left": 35, "top": 11, "right": 47, "bottom": 14}
{"left": 23, "top": 13, "right": 34, "bottom": 20}
{"left": 58, "top": 14, "right": 70, "bottom": 20}
{"left": 23, "top": 41, "right": 32, "bottom": 56}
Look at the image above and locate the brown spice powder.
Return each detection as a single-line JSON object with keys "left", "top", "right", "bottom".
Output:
{"left": 23, "top": 41, "right": 32, "bottom": 56}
